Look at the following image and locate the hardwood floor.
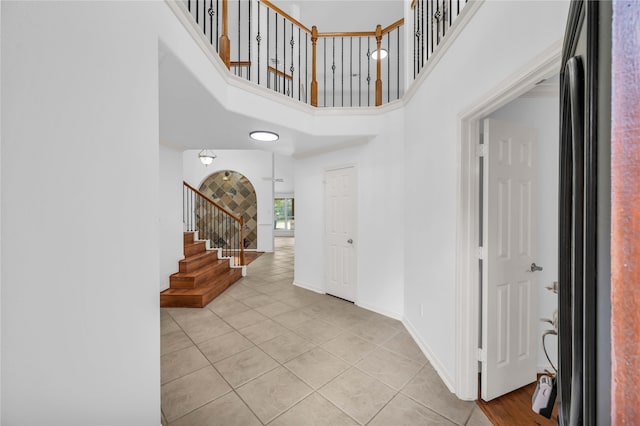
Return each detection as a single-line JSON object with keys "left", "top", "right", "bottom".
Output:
{"left": 477, "top": 376, "right": 558, "bottom": 425}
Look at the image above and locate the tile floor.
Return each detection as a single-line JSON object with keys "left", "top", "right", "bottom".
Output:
{"left": 161, "top": 238, "right": 492, "bottom": 425}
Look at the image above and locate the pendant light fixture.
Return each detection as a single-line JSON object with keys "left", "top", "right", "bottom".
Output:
{"left": 198, "top": 149, "right": 216, "bottom": 166}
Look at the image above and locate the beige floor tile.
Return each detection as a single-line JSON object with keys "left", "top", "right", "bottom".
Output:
{"left": 161, "top": 330, "right": 193, "bottom": 356}
{"left": 161, "top": 315, "right": 181, "bottom": 335}
{"left": 161, "top": 346, "right": 210, "bottom": 385}
{"left": 285, "top": 348, "right": 350, "bottom": 389}
{"left": 355, "top": 347, "right": 423, "bottom": 390}
{"left": 368, "top": 393, "right": 456, "bottom": 426}
{"left": 321, "top": 332, "right": 377, "bottom": 364}
{"left": 401, "top": 364, "right": 475, "bottom": 425}
{"left": 382, "top": 330, "right": 428, "bottom": 364}
{"left": 170, "top": 391, "right": 261, "bottom": 426}
{"left": 168, "top": 307, "right": 214, "bottom": 324}
{"left": 259, "top": 331, "right": 316, "bottom": 363}
{"left": 236, "top": 366, "right": 312, "bottom": 424}
{"left": 255, "top": 301, "right": 296, "bottom": 318}
{"left": 178, "top": 315, "right": 234, "bottom": 344}
{"left": 213, "top": 346, "right": 278, "bottom": 388}
{"left": 269, "top": 393, "right": 358, "bottom": 426}
{"left": 239, "top": 318, "right": 289, "bottom": 344}
{"left": 224, "top": 309, "right": 268, "bottom": 329}
{"left": 466, "top": 405, "right": 493, "bottom": 426}
{"left": 224, "top": 283, "right": 261, "bottom": 300}
{"left": 206, "top": 298, "right": 251, "bottom": 318}
{"left": 197, "top": 331, "right": 254, "bottom": 364}
{"left": 293, "top": 319, "right": 345, "bottom": 345}
{"left": 241, "top": 293, "right": 277, "bottom": 308}
{"left": 348, "top": 320, "right": 400, "bottom": 345}
{"left": 272, "top": 309, "right": 315, "bottom": 329}
{"left": 161, "top": 366, "right": 231, "bottom": 422}
{"left": 318, "top": 368, "right": 396, "bottom": 425}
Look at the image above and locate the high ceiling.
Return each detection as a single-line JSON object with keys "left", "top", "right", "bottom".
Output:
{"left": 276, "top": 0, "right": 404, "bottom": 33}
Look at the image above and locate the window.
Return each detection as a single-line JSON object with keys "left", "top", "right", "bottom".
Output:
{"left": 274, "top": 198, "right": 295, "bottom": 231}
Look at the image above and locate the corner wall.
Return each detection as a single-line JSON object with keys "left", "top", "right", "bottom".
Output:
{"left": 294, "top": 109, "right": 405, "bottom": 318}
{"left": 2, "top": 2, "right": 163, "bottom": 423}
{"left": 403, "top": 0, "right": 569, "bottom": 386}
{"left": 160, "top": 144, "right": 184, "bottom": 291}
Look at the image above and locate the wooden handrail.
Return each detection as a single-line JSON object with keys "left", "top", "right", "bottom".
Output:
{"left": 268, "top": 66, "right": 293, "bottom": 81}
{"left": 260, "top": 0, "right": 312, "bottom": 33}
{"left": 382, "top": 18, "right": 404, "bottom": 35}
{"left": 183, "top": 181, "right": 241, "bottom": 223}
{"left": 318, "top": 31, "right": 376, "bottom": 38}
{"left": 230, "top": 61, "right": 252, "bottom": 67}
{"left": 411, "top": 0, "right": 417, "bottom": 10}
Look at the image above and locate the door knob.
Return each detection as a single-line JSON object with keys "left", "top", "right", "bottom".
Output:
{"left": 528, "top": 262, "right": 543, "bottom": 272}
{"left": 347, "top": 239, "right": 353, "bottom": 244}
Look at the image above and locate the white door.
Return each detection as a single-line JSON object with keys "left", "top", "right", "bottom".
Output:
{"left": 324, "top": 167, "right": 357, "bottom": 301}
{"left": 482, "top": 118, "right": 539, "bottom": 401}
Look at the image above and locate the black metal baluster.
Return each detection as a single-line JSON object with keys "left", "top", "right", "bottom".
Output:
{"left": 275, "top": 12, "right": 278, "bottom": 92}
{"left": 442, "top": 0, "right": 446, "bottom": 38}
{"left": 248, "top": 0, "right": 251, "bottom": 80}
{"left": 350, "top": 37, "right": 353, "bottom": 106}
{"left": 413, "top": 3, "right": 417, "bottom": 78}
{"left": 188, "top": 0, "right": 191, "bottom": 12}
{"left": 267, "top": 9, "right": 270, "bottom": 89}
{"left": 257, "top": 1, "right": 261, "bottom": 85}
{"left": 359, "top": 37, "right": 362, "bottom": 106}
{"left": 216, "top": 0, "right": 219, "bottom": 52}
{"left": 397, "top": 26, "right": 400, "bottom": 100}
{"left": 290, "top": 23, "right": 294, "bottom": 98}
{"left": 367, "top": 37, "right": 370, "bottom": 107}
{"left": 209, "top": 0, "right": 213, "bottom": 45}
{"left": 237, "top": 0, "right": 241, "bottom": 76}
{"left": 323, "top": 38, "right": 326, "bottom": 107}
{"left": 425, "top": 0, "right": 429, "bottom": 61}
{"left": 283, "top": 16, "right": 286, "bottom": 95}
{"left": 430, "top": 0, "right": 434, "bottom": 55}
{"left": 387, "top": 32, "right": 390, "bottom": 103}
{"left": 340, "top": 37, "right": 344, "bottom": 106}
{"left": 203, "top": 0, "right": 206, "bottom": 34}
{"left": 196, "top": 0, "right": 199, "bottom": 24}
{"left": 305, "top": 32, "right": 308, "bottom": 103}
{"left": 332, "top": 37, "right": 335, "bottom": 107}
{"left": 298, "top": 27, "right": 301, "bottom": 101}
{"left": 449, "top": 0, "right": 452, "bottom": 27}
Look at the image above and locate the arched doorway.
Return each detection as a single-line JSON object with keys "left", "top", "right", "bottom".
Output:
{"left": 199, "top": 170, "right": 258, "bottom": 249}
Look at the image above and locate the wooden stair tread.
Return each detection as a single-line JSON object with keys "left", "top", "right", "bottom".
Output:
{"left": 162, "top": 270, "right": 242, "bottom": 296}
{"left": 171, "top": 259, "right": 228, "bottom": 279}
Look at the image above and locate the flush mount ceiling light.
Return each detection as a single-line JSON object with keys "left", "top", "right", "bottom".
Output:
{"left": 250, "top": 131, "right": 279, "bottom": 142}
{"left": 371, "top": 48, "right": 388, "bottom": 60}
{"left": 198, "top": 149, "right": 216, "bottom": 166}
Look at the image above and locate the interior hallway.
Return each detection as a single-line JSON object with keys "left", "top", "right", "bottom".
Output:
{"left": 161, "top": 238, "right": 492, "bottom": 425}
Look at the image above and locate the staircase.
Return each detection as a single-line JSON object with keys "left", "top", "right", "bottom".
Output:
{"left": 160, "top": 232, "right": 243, "bottom": 308}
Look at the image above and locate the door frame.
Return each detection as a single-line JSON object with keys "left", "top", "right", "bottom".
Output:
{"left": 454, "top": 43, "right": 562, "bottom": 400}
{"left": 323, "top": 164, "right": 358, "bottom": 301}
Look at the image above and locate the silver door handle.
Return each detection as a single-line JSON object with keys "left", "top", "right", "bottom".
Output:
{"left": 527, "top": 262, "right": 543, "bottom": 272}
{"left": 347, "top": 239, "right": 353, "bottom": 244}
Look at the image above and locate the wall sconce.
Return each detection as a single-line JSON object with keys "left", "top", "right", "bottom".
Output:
{"left": 198, "top": 150, "right": 216, "bottom": 166}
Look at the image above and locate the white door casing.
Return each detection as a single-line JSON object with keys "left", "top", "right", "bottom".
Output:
{"left": 482, "top": 118, "right": 538, "bottom": 401}
{"left": 324, "top": 166, "right": 357, "bottom": 301}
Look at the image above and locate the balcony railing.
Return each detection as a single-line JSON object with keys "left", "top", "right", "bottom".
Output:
{"left": 180, "top": 0, "right": 471, "bottom": 107}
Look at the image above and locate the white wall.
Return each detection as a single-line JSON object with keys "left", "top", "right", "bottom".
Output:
{"left": 295, "top": 108, "right": 405, "bottom": 318}
{"left": 274, "top": 153, "right": 295, "bottom": 195}
{"left": 489, "top": 95, "right": 559, "bottom": 371}
{"left": 160, "top": 144, "right": 184, "bottom": 291}
{"left": 1, "top": 2, "right": 164, "bottom": 424}
{"left": 183, "top": 149, "right": 275, "bottom": 252}
{"left": 403, "top": 0, "right": 569, "bottom": 386}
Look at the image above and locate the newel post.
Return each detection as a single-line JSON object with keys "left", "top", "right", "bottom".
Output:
{"left": 219, "top": 0, "right": 231, "bottom": 69}
{"left": 311, "top": 26, "right": 319, "bottom": 107}
{"left": 375, "top": 24, "right": 383, "bottom": 106}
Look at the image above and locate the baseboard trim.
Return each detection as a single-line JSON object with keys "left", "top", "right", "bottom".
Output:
{"left": 356, "top": 302, "right": 403, "bottom": 321}
{"left": 293, "top": 281, "right": 325, "bottom": 294}
{"left": 403, "top": 317, "right": 456, "bottom": 393}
